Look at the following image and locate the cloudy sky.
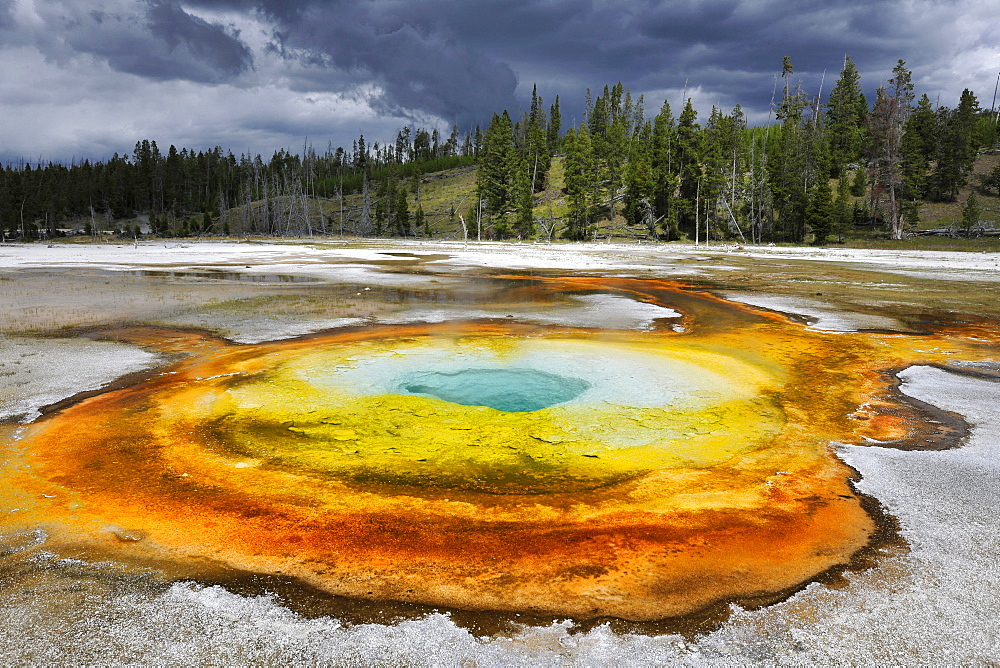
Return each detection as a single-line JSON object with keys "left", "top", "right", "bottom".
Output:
{"left": 1, "top": 0, "right": 998, "bottom": 164}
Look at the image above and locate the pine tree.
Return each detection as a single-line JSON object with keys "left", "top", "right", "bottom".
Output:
{"left": 807, "top": 176, "right": 833, "bottom": 244}
{"left": 563, "top": 126, "right": 595, "bottom": 240}
{"left": 547, "top": 96, "right": 562, "bottom": 150}
{"left": 373, "top": 180, "right": 387, "bottom": 236}
{"left": 355, "top": 134, "right": 369, "bottom": 172}
{"left": 742, "top": 126, "right": 773, "bottom": 243}
{"left": 624, "top": 121, "right": 656, "bottom": 235}
{"left": 525, "top": 84, "right": 551, "bottom": 192}
{"left": 826, "top": 55, "right": 868, "bottom": 175}
{"left": 900, "top": 94, "right": 936, "bottom": 200}
{"left": 771, "top": 57, "right": 810, "bottom": 242}
{"left": 512, "top": 155, "right": 535, "bottom": 239}
{"left": 701, "top": 106, "right": 730, "bottom": 241}
{"left": 476, "top": 112, "right": 518, "bottom": 230}
{"left": 832, "top": 172, "right": 852, "bottom": 241}
{"left": 676, "top": 99, "right": 702, "bottom": 235}
{"left": 473, "top": 125, "right": 483, "bottom": 157}
{"left": 650, "top": 100, "right": 680, "bottom": 238}
{"left": 961, "top": 191, "right": 980, "bottom": 232}
{"left": 587, "top": 84, "right": 619, "bottom": 220}
{"left": 445, "top": 125, "right": 460, "bottom": 157}
{"left": 850, "top": 165, "right": 867, "bottom": 197}
{"left": 908, "top": 94, "right": 938, "bottom": 161}
{"left": 394, "top": 187, "right": 410, "bottom": 236}
{"left": 930, "top": 89, "right": 981, "bottom": 201}
{"left": 955, "top": 88, "right": 981, "bottom": 168}
{"left": 416, "top": 205, "right": 428, "bottom": 236}
{"left": 979, "top": 163, "right": 1000, "bottom": 196}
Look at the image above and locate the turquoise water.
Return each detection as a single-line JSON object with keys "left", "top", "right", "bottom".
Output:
{"left": 398, "top": 368, "right": 590, "bottom": 412}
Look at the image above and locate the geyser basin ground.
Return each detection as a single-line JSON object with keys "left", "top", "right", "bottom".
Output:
{"left": 11, "top": 267, "right": 998, "bottom": 625}
{"left": 2, "top": 242, "right": 1000, "bottom": 662}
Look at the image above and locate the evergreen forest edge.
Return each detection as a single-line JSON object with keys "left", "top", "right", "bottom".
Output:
{"left": 4, "top": 57, "right": 1000, "bottom": 246}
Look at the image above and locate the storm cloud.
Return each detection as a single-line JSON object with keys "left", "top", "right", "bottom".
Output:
{"left": 1, "top": 0, "right": 997, "bottom": 162}
{"left": 255, "top": 0, "right": 521, "bottom": 125}
{"left": 5, "top": 0, "right": 252, "bottom": 84}
{"left": 0, "top": 0, "right": 14, "bottom": 29}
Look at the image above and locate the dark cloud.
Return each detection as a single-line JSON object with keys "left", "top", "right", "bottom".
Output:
{"left": 1, "top": 0, "right": 995, "bottom": 162}
{"left": 0, "top": 1, "right": 14, "bottom": 29}
{"left": 16, "top": 1, "right": 253, "bottom": 84}
{"left": 144, "top": 1, "right": 253, "bottom": 80}
{"left": 249, "top": 0, "right": 521, "bottom": 127}
{"left": 190, "top": 0, "right": 920, "bottom": 127}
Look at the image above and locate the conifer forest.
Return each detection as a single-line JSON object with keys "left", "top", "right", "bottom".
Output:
{"left": 3, "top": 58, "right": 998, "bottom": 244}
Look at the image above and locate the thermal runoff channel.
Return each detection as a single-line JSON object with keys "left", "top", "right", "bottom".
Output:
{"left": 3, "top": 276, "right": 996, "bottom": 622}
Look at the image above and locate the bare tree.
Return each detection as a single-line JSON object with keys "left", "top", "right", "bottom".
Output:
{"left": 867, "top": 61, "right": 914, "bottom": 240}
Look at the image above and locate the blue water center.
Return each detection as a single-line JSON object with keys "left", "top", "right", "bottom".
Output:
{"left": 398, "top": 368, "right": 590, "bottom": 412}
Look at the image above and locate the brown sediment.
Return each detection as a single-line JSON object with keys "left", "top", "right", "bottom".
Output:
{"left": 845, "top": 368, "right": 971, "bottom": 451}
{"left": 79, "top": 324, "right": 237, "bottom": 355}
{"left": 1, "top": 275, "right": 995, "bottom": 623}
{"left": 0, "top": 413, "right": 29, "bottom": 426}
{"left": 31, "top": 326, "right": 235, "bottom": 418}
{"left": 99, "top": 475, "right": 899, "bottom": 639}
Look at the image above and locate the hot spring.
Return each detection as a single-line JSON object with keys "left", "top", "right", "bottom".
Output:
{"left": 2, "top": 261, "right": 997, "bottom": 655}
{"left": 398, "top": 368, "right": 590, "bottom": 412}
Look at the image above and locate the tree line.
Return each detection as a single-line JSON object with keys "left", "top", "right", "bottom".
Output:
{"left": 0, "top": 126, "right": 479, "bottom": 239}
{"left": 472, "top": 57, "right": 996, "bottom": 242}
{"left": 2, "top": 57, "right": 996, "bottom": 242}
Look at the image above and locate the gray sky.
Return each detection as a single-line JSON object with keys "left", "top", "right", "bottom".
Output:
{"left": 1, "top": 0, "right": 998, "bottom": 163}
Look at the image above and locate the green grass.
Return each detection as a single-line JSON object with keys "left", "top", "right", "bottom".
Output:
{"left": 841, "top": 235, "right": 1000, "bottom": 252}
{"left": 318, "top": 158, "right": 573, "bottom": 239}
{"left": 414, "top": 165, "right": 479, "bottom": 236}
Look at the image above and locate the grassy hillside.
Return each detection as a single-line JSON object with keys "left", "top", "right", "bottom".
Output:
{"left": 834, "top": 150, "right": 1000, "bottom": 251}
{"left": 917, "top": 151, "right": 1000, "bottom": 228}
{"left": 330, "top": 158, "right": 573, "bottom": 240}
{"left": 381, "top": 150, "right": 1000, "bottom": 244}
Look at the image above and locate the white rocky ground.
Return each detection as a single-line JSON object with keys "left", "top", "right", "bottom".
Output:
{"left": 0, "top": 337, "right": 162, "bottom": 422}
{"left": 3, "top": 238, "right": 999, "bottom": 277}
{"left": 0, "top": 240, "right": 998, "bottom": 665}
